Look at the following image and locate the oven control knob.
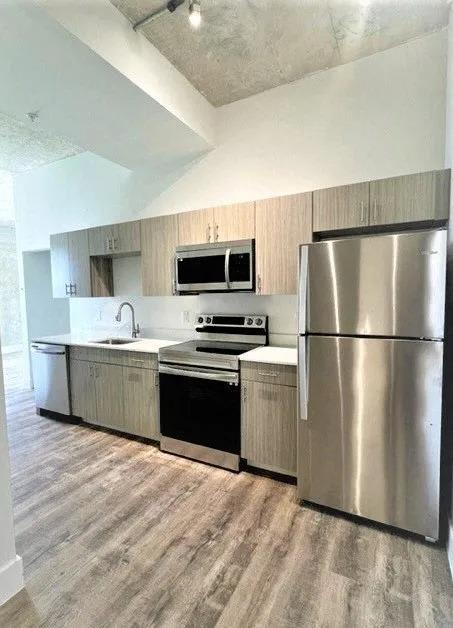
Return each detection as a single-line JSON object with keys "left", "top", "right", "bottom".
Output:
{"left": 255, "top": 318, "right": 263, "bottom": 326}
{"left": 198, "top": 316, "right": 204, "bottom": 324}
{"left": 206, "top": 317, "right": 212, "bottom": 324}
{"left": 246, "top": 317, "right": 254, "bottom": 325}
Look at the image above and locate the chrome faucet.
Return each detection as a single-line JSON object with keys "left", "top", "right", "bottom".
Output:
{"left": 115, "top": 302, "right": 140, "bottom": 338}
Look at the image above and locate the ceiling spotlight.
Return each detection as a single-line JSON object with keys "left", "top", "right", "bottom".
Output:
{"left": 133, "top": 0, "right": 201, "bottom": 31}
{"left": 189, "top": 0, "right": 201, "bottom": 27}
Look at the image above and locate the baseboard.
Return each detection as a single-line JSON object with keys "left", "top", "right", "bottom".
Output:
{"left": 447, "top": 520, "right": 453, "bottom": 581}
{"left": 0, "top": 555, "right": 23, "bottom": 607}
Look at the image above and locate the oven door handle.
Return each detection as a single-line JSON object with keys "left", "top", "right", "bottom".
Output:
{"left": 159, "top": 363, "right": 239, "bottom": 385}
{"left": 224, "top": 248, "right": 231, "bottom": 289}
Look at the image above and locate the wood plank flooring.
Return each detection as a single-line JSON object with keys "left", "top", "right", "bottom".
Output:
{"left": 1, "top": 387, "right": 453, "bottom": 627}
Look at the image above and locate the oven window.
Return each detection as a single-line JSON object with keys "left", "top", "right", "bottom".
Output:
{"left": 159, "top": 373, "right": 240, "bottom": 454}
{"left": 177, "top": 255, "right": 226, "bottom": 285}
{"left": 229, "top": 252, "right": 251, "bottom": 282}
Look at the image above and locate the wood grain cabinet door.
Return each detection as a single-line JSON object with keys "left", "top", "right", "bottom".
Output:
{"left": 142, "top": 215, "right": 179, "bottom": 296}
{"left": 114, "top": 221, "right": 141, "bottom": 254}
{"left": 242, "top": 380, "right": 297, "bottom": 476}
{"left": 213, "top": 202, "right": 255, "bottom": 242}
{"left": 70, "top": 360, "right": 97, "bottom": 421}
{"left": 50, "top": 232, "right": 70, "bottom": 298}
{"left": 255, "top": 192, "right": 312, "bottom": 295}
{"left": 88, "top": 226, "right": 114, "bottom": 256}
{"left": 313, "top": 182, "right": 369, "bottom": 232}
{"left": 93, "top": 363, "right": 125, "bottom": 430}
{"left": 68, "top": 229, "right": 91, "bottom": 297}
{"left": 178, "top": 208, "right": 214, "bottom": 245}
{"left": 123, "top": 367, "right": 160, "bottom": 440}
{"left": 370, "top": 170, "right": 450, "bottom": 226}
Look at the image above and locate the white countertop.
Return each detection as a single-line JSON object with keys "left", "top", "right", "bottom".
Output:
{"left": 239, "top": 346, "right": 297, "bottom": 366}
{"left": 32, "top": 334, "right": 179, "bottom": 354}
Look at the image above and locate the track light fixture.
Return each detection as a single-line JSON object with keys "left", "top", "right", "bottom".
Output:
{"left": 189, "top": 0, "right": 201, "bottom": 27}
{"left": 133, "top": 0, "right": 201, "bottom": 31}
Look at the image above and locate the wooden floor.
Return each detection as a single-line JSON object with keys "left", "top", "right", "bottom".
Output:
{"left": 1, "top": 387, "right": 453, "bottom": 628}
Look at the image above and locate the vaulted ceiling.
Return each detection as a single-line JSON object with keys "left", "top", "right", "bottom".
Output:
{"left": 111, "top": 0, "right": 450, "bottom": 106}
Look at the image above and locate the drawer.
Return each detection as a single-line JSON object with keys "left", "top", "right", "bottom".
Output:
{"left": 70, "top": 346, "right": 157, "bottom": 370}
{"left": 241, "top": 361, "right": 297, "bottom": 387}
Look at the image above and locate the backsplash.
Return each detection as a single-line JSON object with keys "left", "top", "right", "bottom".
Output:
{"left": 70, "top": 294, "right": 298, "bottom": 346}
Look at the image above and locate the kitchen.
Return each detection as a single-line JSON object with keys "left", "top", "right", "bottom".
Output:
{"left": 1, "top": 1, "right": 453, "bottom": 626}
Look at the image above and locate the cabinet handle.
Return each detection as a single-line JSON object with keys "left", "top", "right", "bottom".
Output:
{"left": 360, "top": 201, "right": 365, "bottom": 223}
{"left": 206, "top": 224, "right": 211, "bottom": 243}
{"left": 113, "top": 237, "right": 120, "bottom": 251}
{"left": 154, "top": 372, "right": 159, "bottom": 387}
{"left": 172, "top": 278, "right": 176, "bottom": 295}
{"left": 131, "top": 358, "right": 145, "bottom": 363}
{"left": 257, "top": 274, "right": 262, "bottom": 295}
{"left": 373, "top": 199, "right": 378, "bottom": 222}
{"left": 70, "top": 283, "right": 76, "bottom": 296}
{"left": 215, "top": 224, "right": 219, "bottom": 242}
{"left": 258, "top": 371, "right": 278, "bottom": 377}
{"left": 65, "top": 283, "right": 70, "bottom": 295}
{"left": 105, "top": 238, "right": 110, "bottom": 252}
{"left": 242, "top": 385, "right": 247, "bottom": 403}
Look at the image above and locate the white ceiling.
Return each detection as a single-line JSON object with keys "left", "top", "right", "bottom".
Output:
{"left": 111, "top": 0, "right": 450, "bottom": 106}
{"left": 0, "top": 111, "right": 81, "bottom": 173}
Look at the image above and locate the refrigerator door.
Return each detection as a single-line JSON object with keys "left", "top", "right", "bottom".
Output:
{"left": 306, "top": 229, "right": 446, "bottom": 339}
{"left": 298, "top": 335, "right": 443, "bottom": 539}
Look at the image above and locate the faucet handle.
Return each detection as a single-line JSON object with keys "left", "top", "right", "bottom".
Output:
{"left": 134, "top": 323, "right": 141, "bottom": 338}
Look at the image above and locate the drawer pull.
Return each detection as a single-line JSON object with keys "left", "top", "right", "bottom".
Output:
{"left": 258, "top": 371, "right": 278, "bottom": 377}
{"left": 131, "top": 358, "right": 145, "bottom": 363}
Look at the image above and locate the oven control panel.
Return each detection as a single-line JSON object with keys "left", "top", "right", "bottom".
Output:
{"left": 196, "top": 314, "right": 266, "bottom": 329}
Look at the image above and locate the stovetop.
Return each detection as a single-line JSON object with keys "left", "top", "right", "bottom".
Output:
{"left": 159, "top": 340, "right": 258, "bottom": 371}
{"left": 159, "top": 313, "right": 268, "bottom": 371}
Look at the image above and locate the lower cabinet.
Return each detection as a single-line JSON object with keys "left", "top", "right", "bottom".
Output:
{"left": 241, "top": 362, "right": 297, "bottom": 476}
{"left": 123, "top": 367, "right": 160, "bottom": 440}
{"left": 70, "top": 358, "right": 160, "bottom": 440}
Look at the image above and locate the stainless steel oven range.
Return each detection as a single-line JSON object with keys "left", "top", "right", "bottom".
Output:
{"left": 158, "top": 314, "right": 268, "bottom": 471}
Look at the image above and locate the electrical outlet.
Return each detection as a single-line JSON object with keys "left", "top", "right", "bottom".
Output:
{"left": 97, "top": 309, "right": 102, "bottom": 321}
{"left": 182, "top": 310, "right": 191, "bottom": 325}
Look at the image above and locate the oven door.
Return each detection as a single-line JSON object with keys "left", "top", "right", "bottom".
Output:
{"left": 159, "top": 364, "right": 240, "bottom": 470}
{"left": 175, "top": 240, "right": 254, "bottom": 293}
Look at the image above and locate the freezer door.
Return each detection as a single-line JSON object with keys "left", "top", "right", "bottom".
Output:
{"left": 298, "top": 335, "right": 443, "bottom": 539}
{"left": 307, "top": 229, "right": 447, "bottom": 339}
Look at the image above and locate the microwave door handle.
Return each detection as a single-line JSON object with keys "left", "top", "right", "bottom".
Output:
{"left": 225, "top": 248, "right": 231, "bottom": 288}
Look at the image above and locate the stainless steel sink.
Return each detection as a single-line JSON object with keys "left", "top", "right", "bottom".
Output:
{"left": 90, "top": 338, "right": 143, "bottom": 346}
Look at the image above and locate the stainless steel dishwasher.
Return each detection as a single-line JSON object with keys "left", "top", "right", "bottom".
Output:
{"left": 30, "top": 343, "right": 71, "bottom": 415}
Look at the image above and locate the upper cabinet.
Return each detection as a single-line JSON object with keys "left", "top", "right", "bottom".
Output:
{"left": 50, "top": 229, "right": 90, "bottom": 298}
{"left": 178, "top": 208, "right": 214, "bottom": 246}
{"left": 142, "top": 215, "right": 179, "bottom": 296}
{"left": 313, "top": 182, "right": 369, "bottom": 232}
{"left": 177, "top": 202, "right": 255, "bottom": 246}
{"left": 255, "top": 192, "right": 312, "bottom": 295}
{"left": 369, "top": 170, "right": 450, "bottom": 226}
{"left": 313, "top": 169, "right": 450, "bottom": 233}
{"left": 212, "top": 202, "right": 255, "bottom": 242}
{"left": 88, "top": 221, "right": 141, "bottom": 256}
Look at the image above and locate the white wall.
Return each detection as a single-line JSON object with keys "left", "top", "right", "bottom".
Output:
{"left": 0, "top": 342, "right": 23, "bottom": 606}
{"left": 23, "top": 250, "right": 70, "bottom": 384}
{"left": 14, "top": 30, "right": 448, "bottom": 345}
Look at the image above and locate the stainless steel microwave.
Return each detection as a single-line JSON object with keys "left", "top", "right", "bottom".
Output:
{"left": 175, "top": 239, "right": 255, "bottom": 294}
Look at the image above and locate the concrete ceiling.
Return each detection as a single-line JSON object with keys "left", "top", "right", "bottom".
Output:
{"left": 0, "top": 112, "right": 81, "bottom": 173}
{"left": 110, "top": 0, "right": 451, "bottom": 106}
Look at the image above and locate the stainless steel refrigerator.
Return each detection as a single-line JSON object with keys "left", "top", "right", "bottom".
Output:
{"left": 298, "top": 229, "right": 447, "bottom": 540}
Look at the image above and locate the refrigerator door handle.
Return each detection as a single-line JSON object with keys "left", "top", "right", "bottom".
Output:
{"left": 298, "top": 245, "right": 308, "bottom": 333}
{"left": 298, "top": 337, "right": 308, "bottom": 421}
